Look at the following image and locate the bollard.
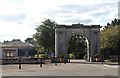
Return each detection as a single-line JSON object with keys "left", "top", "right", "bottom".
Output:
{"left": 40, "top": 58, "right": 42, "bottom": 67}
{"left": 69, "top": 57, "right": 70, "bottom": 63}
{"left": 55, "top": 57, "right": 57, "bottom": 66}
{"left": 64, "top": 56, "right": 66, "bottom": 64}
{"left": 101, "top": 55, "right": 104, "bottom": 64}
{"left": 19, "top": 57, "right": 21, "bottom": 69}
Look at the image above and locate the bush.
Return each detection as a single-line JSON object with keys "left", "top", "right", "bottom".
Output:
{"left": 93, "top": 54, "right": 100, "bottom": 58}
{"left": 93, "top": 53, "right": 102, "bottom": 62}
{"left": 34, "top": 54, "right": 48, "bottom": 58}
{"left": 83, "top": 54, "right": 87, "bottom": 60}
{"left": 79, "top": 52, "right": 85, "bottom": 59}
{"left": 72, "top": 52, "right": 85, "bottom": 59}
{"left": 70, "top": 53, "right": 75, "bottom": 59}
{"left": 59, "top": 53, "right": 66, "bottom": 58}
{"left": 41, "top": 54, "right": 48, "bottom": 58}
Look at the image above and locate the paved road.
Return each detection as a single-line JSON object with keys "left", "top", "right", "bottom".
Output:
{"left": 1, "top": 60, "right": 119, "bottom": 76}
{"left": 0, "top": 65, "right": 2, "bottom": 78}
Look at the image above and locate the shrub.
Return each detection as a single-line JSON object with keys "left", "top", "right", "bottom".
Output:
{"left": 93, "top": 54, "right": 101, "bottom": 58}
{"left": 59, "top": 53, "right": 66, "bottom": 58}
{"left": 72, "top": 52, "right": 85, "bottom": 59}
{"left": 40, "top": 54, "right": 48, "bottom": 58}
{"left": 83, "top": 54, "right": 87, "bottom": 60}
{"left": 70, "top": 53, "right": 75, "bottom": 59}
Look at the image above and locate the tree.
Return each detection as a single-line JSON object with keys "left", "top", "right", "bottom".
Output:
{"left": 107, "top": 23, "right": 110, "bottom": 26}
{"left": 111, "top": 20, "right": 115, "bottom": 26}
{"left": 100, "top": 25, "right": 120, "bottom": 56}
{"left": 68, "top": 35, "right": 87, "bottom": 53}
{"left": 34, "top": 19, "right": 56, "bottom": 52}
{"left": 108, "top": 18, "right": 120, "bottom": 26}
{"left": 68, "top": 35, "right": 87, "bottom": 59}
{"left": 25, "top": 38, "right": 34, "bottom": 43}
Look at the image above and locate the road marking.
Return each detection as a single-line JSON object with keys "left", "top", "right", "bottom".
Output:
{"left": 104, "top": 64, "right": 120, "bottom": 68}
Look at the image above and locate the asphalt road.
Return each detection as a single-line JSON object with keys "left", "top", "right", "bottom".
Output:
{"left": 1, "top": 60, "right": 119, "bottom": 76}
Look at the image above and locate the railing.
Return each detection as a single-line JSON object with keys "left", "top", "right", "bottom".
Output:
{"left": 2, "top": 57, "right": 42, "bottom": 64}
{"left": 2, "top": 56, "right": 70, "bottom": 64}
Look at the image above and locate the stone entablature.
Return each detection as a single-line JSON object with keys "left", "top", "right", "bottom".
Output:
{"left": 55, "top": 24, "right": 101, "bottom": 28}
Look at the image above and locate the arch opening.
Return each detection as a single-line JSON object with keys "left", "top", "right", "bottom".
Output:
{"left": 67, "top": 34, "right": 90, "bottom": 61}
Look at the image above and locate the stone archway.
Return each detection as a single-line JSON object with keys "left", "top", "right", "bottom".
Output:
{"left": 55, "top": 24, "right": 101, "bottom": 62}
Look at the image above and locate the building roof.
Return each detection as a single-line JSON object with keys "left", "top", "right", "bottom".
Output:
{"left": 2, "top": 39, "right": 34, "bottom": 48}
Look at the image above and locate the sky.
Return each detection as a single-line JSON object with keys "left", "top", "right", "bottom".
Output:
{"left": 0, "top": 0, "right": 119, "bottom": 42}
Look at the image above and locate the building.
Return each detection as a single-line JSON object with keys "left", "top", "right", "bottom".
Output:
{"left": 0, "top": 42, "right": 2, "bottom": 60}
{"left": 2, "top": 39, "right": 36, "bottom": 59}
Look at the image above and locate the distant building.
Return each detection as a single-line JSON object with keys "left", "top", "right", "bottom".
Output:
{"left": 0, "top": 42, "right": 2, "bottom": 59}
{"left": 2, "top": 39, "right": 36, "bottom": 59}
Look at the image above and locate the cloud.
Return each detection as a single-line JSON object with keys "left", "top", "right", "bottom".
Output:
{"left": 91, "top": 11, "right": 109, "bottom": 16}
{"left": 118, "top": 1, "right": 120, "bottom": 19}
{"left": 43, "top": 1, "right": 118, "bottom": 25}
{"left": 44, "top": 2, "right": 117, "bottom": 15}
{"left": 0, "top": 13, "right": 26, "bottom": 24}
{"left": 0, "top": 0, "right": 119, "bottom": 42}
{"left": 40, "top": 0, "right": 118, "bottom": 26}
{"left": 62, "top": 18, "right": 92, "bottom": 24}
{"left": 0, "top": 0, "right": 25, "bottom": 5}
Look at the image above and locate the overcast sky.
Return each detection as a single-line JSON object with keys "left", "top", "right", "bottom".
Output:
{"left": 0, "top": 0, "right": 119, "bottom": 42}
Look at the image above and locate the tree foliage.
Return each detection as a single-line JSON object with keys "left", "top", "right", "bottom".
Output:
{"left": 68, "top": 35, "right": 87, "bottom": 59}
{"left": 100, "top": 20, "right": 120, "bottom": 55}
{"left": 106, "top": 18, "right": 120, "bottom": 26}
{"left": 68, "top": 35, "right": 87, "bottom": 53}
{"left": 25, "top": 38, "right": 34, "bottom": 43}
{"left": 34, "top": 19, "right": 56, "bottom": 52}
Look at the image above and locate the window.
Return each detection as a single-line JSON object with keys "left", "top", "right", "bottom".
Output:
{"left": 6, "top": 51, "right": 14, "bottom": 57}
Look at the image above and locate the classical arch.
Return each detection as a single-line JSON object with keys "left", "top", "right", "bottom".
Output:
{"left": 55, "top": 24, "right": 101, "bottom": 62}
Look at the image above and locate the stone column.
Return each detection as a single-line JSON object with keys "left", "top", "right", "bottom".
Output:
{"left": 93, "top": 32, "right": 97, "bottom": 55}
{"left": 86, "top": 41, "right": 90, "bottom": 62}
{"left": 90, "top": 31, "right": 94, "bottom": 62}
{"left": 55, "top": 31, "right": 59, "bottom": 58}
{"left": 15, "top": 48, "right": 18, "bottom": 57}
{"left": 62, "top": 31, "right": 68, "bottom": 62}
{"left": 62, "top": 32, "right": 66, "bottom": 54}
{"left": 93, "top": 31, "right": 100, "bottom": 55}
{"left": 97, "top": 31, "right": 100, "bottom": 54}
{"left": 87, "top": 48, "right": 90, "bottom": 61}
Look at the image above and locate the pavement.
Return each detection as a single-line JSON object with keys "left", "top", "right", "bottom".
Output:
{"left": 1, "top": 60, "right": 119, "bottom": 76}
{"left": 0, "top": 65, "right": 2, "bottom": 78}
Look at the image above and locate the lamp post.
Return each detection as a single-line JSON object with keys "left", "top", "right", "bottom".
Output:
{"left": 40, "top": 58, "right": 42, "bottom": 67}
{"left": 55, "top": 57, "right": 57, "bottom": 66}
{"left": 101, "top": 51, "right": 104, "bottom": 64}
{"left": 19, "top": 56, "right": 21, "bottom": 69}
{"left": 64, "top": 55, "right": 66, "bottom": 64}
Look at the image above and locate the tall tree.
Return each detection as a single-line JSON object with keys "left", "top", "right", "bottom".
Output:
{"left": 107, "top": 23, "right": 110, "bottom": 26}
{"left": 25, "top": 38, "right": 34, "bottom": 43}
{"left": 100, "top": 25, "right": 120, "bottom": 55}
{"left": 34, "top": 19, "right": 56, "bottom": 52}
{"left": 108, "top": 18, "right": 120, "bottom": 26}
